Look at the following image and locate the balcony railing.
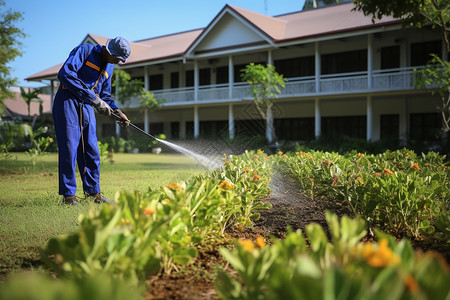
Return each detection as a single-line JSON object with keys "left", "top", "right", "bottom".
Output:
{"left": 126, "top": 67, "right": 423, "bottom": 108}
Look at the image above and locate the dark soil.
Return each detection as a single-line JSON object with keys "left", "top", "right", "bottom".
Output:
{"left": 145, "top": 172, "right": 353, "bottom": 299}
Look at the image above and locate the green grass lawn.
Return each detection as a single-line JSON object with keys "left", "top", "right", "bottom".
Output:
{"left": 0, "top": 152, "right": 207, "bottom": 272}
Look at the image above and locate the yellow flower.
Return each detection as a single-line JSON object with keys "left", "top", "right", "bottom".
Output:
{"left": 295, "top": 152, "right": 300, "bottom": 155}
{"left": 219, "top": 180, "right": 235, "bottom": 189}
{"left": 164, "top": 198, "right": 170, "bottom": 204}
{"left": 144, "top": 208, "right": 156, "bottom": 216}
{"left": 361, "top": 238, "right": 401, "bottom": 268}
{"left": 358, "top": 153, "right": 364, "bottom": 158}
{"left": 278, "top": 151, "right": 283, "bottom": 155}
{"left": 411, "top": 162, "right": 420, "bottom": 171}
{"left": 383, "top": 168, "right": 394, "bottom": 175}
{"left": 357, "top": 177, "right": 364, "bottom": 185}
{"left": 223, "top": 153, "right": 227, "bottom": 159}
{"left": 256, "top": 236, "right": 266, "bottom": 248}
{"left": 257, "top": 149, "right": 263, "bottom": 154}
{"left": 165, "top": 182, "right": 184, "bottom": 191}
{"left": 120, "top": 219, "right": 130, "bottom": 225}
{"left": 49, "top": 137, "right": 54, "bottom": 142}
{"left": 238, "top": 239, "right": 255, "bottom": 251}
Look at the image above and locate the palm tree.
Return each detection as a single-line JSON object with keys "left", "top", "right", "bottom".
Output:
{"left": 20, "top": 87, "right": 41, "bottom": 118}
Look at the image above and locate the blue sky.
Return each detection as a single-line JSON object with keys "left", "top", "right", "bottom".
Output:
{"left": 6, "top": 0, "right": 306, "bottom": 88}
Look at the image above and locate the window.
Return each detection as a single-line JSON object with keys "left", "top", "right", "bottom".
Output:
{"left": 199, "top": 68, "right": 211, "bottom": 86}
{"left": 380, "top": 114, "right": 399, "bottom": 140}
{"left": 381, "top": 46, "right": 400, "bottom": 69}
{"left": 410, "top": 113, "right": 441, "bottom": 141}
{"left": 171, "top": 122, "right": 179, "bottom": 139}
{"left": 149, "top": 122, "right": 164, "bottom": 135}
{"left": 410, "top": 40, "right": 442, "bottom": 66}
{"left": 149, "top": 74, "right": 163, "bottom": 90}
{"left": 185, "top": 70, "right": 194, "bottom": 87}
{"left": 321, "top": 49, "right": 367, "bottom": 74}
{"left": 274, "top": 118, "right": 314, "bottom": 140}
{"left": 274, "top": 56, "right": 315, "bottom": 78}
{"left": 216, "top": 66, "right": 228, "bottom": 84}
{"left": 170, "top": 72, "right": 179, "bottom": 88}
{"left": 321, "top": 116, "right": 366, "bottom": 139}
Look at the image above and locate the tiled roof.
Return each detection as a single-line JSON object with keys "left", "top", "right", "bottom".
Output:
{"left": 4, "top": 91, "right": 52, "bottom": 117}
{"left": 26, "top": 3, "right": 398, "bottom": 81}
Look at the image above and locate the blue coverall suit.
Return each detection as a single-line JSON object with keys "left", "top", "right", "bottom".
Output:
{"left": 53, "top": 43, "right": 118, "bottom": 197}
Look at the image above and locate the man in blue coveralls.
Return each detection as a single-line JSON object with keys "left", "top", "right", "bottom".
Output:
{"left": 53, "top": 37, "right": 131, "bottom": 205}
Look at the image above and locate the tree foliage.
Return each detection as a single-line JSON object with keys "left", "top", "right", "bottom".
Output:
{"left": 353, "top": 0, "right": 450, "bottom": 52}
{"left": 241, "top": 63, "right": 286, "bottom": 143}
{"left": 0, "top": 0, "right": 25, "bottom": 105}
{"left": 415, "top": 55, "right": 450, "bottom": 133}
{"left": 111, "top": 69, "right": 162, "bottom": 112}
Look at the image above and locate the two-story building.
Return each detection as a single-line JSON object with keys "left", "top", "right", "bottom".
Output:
{"left": 26, "top": 3, "right": 448, "bottom": 146}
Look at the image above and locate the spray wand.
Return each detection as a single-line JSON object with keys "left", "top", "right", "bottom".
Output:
{"left": 110, "top": 111, "right": 159, "bottom": 141}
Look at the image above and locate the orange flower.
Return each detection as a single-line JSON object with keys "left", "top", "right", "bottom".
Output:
{"left": 253, "top": 155, "right": 259, "bottom": 159}
{"left": 243, "top": 168, "right": 251, "bottom": 172}
{"left": 238, "top": 239, "right": 254, "bottom": 251}
{"left": 257, "top": 149, "right": 263, "bottom": 154}
{"left": 164, "top": 198, "right": 170, "bottom": 204}
{"left": 219, "top": 180, "right": 235, "bottom": 189}
{"left": 278, "top": 151, "right": 283, "bottom": 155}
{"left": 405, "top": 275, "right": 419, "bottom": 295}
{"left": 374, "top": 172, "right": 381, "bottom": 177}
{"left": 405, "top": 153, "right": 410, "bottom": 157}
{"left": 256, "top": 236, "right": 266, "bottom": 248}
{"left": 224, "top": 161, "right": 231, "bottom": 166}
{"left": 253, "top": 174, "right": 260, "bottom": 180}
{"left": 358, "top": 153, "right": 364, "bottom": 158}
{"left": 282, "top": 155, "right": 286, "bottom": 158}
{"left": 144, "top": 208, "right": 156, "bottom": 216}
{"left": 411, "top": 162, "right": 420, "bottom": 171}
{"left": 383, "top": 168, "right": 394, "bottom": 175}
{"left": 165, "top": 182, "right": 184, "bottom": 191}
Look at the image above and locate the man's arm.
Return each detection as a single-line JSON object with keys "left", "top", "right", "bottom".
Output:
{"left": 57, "top": 44, "right": 98, "bottom": 104}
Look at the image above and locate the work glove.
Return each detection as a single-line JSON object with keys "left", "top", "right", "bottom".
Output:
{"left": 113, "top": 109, "right": 130, "bottom": 128}
{"left": 92, "top": 97, "right": 112, "bottom": 116}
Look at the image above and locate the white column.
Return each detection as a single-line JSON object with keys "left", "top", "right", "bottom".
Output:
{"left": 314, "top": 97, "right": 321, "bottom": 139}
{"left": 144, "top": 66, "right": 149, "bottom": 90}
{"left": 194, "top": 105, "right": 199, "bottom": 138}
{"left": 180, "top": 119, "right": 186, "bottom": 139}
{"left": 194, "top": 60, "right": 199, "bottom": 101}
{"left": 399, "top": 97, "right": 408, "bottom": 146}
{"left": 366, "top": 95, "right": 373, "bottom": 142}
{"left": 228, "top": 55, "right": 234, "bottom": 99}
{"left": 315, "top": 42, "right": 320, "bottom": 93}
{"left": 367, "top": 34, "right": 373, "bottom": 89}
{"left": 50, "top": 80, "right": 55, "bottom": 109}
{"left": 268, "top": 49, "right": 273, "bottom": 65}
{"left": 144, "top": 109, "right": 149, "bottom": 133}
{"left": 179, "top": 63, "right": 185, "bottom": 87}
{"left": 228, "top": 103, "right": 235, "bottom": 140}
{"left": 266, "top": 106, "right": 274, "bottom": 144}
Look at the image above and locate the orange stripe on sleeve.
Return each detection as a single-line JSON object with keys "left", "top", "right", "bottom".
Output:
{"left": 85, "top": 61, "right": 100, "bottom": 71}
